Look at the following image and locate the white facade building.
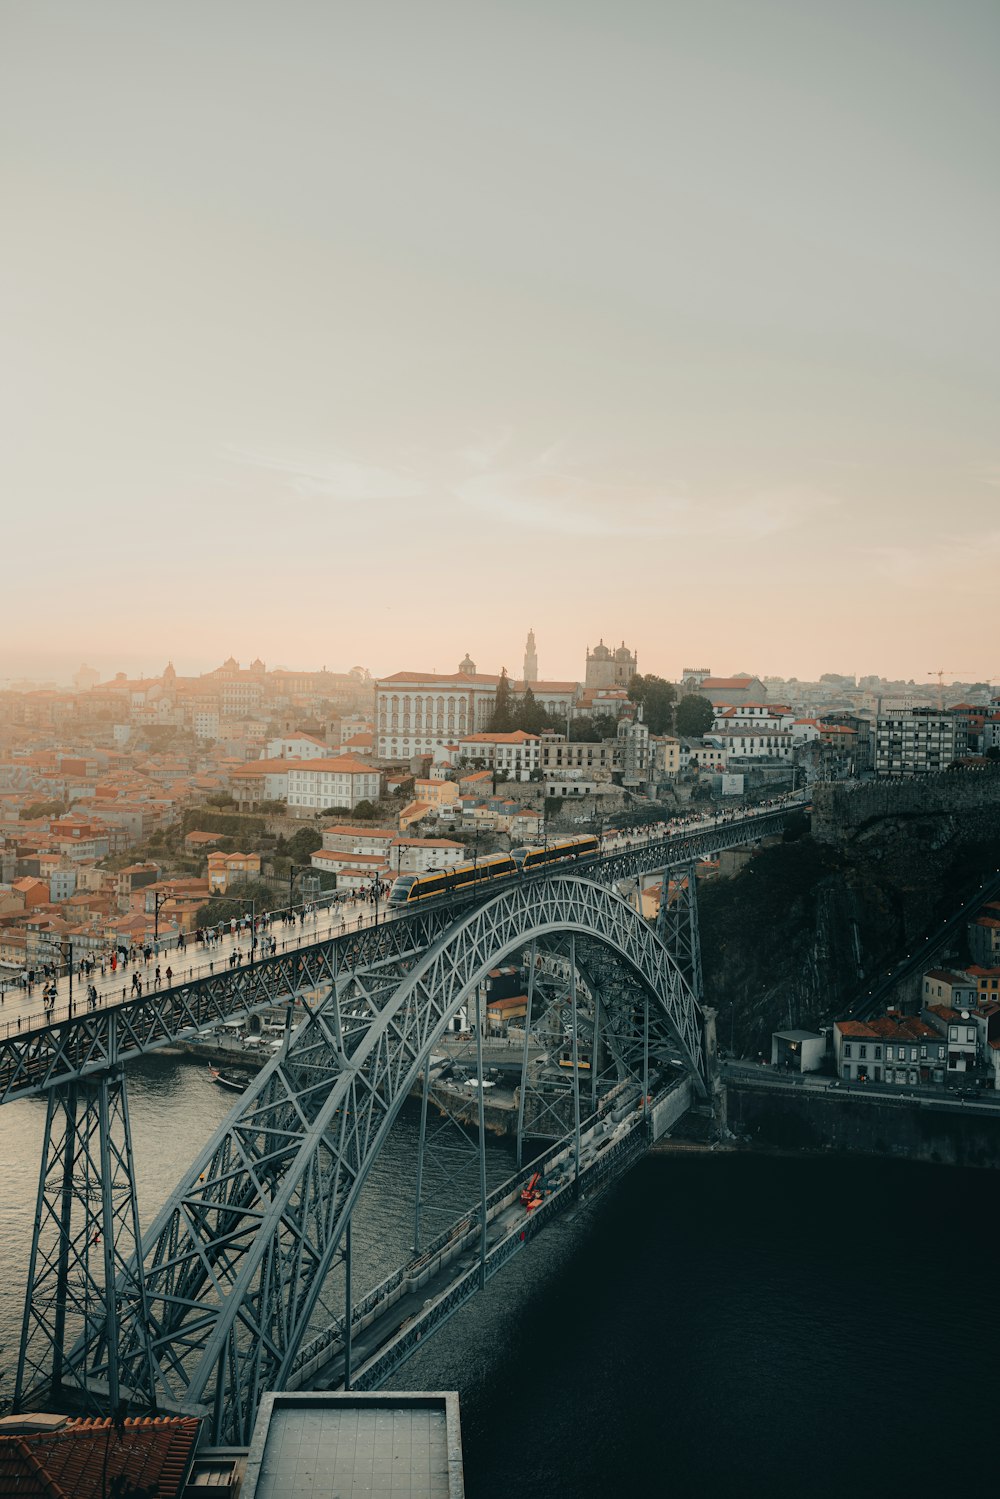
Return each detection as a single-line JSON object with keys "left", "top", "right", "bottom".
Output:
{"left": 263, "top": 733, "right": 328, "bottom": 760}
{"left": 389, "top": 837, "right": 466, "bottom": 873}
{"left": 376, "top": 668, "right": 578, "bottom": 761}
{"left": 285, "top": 757, "right": 382, "bottom": 814}
{"left": 458, "top": 731, "right": 541, "bottom": 780}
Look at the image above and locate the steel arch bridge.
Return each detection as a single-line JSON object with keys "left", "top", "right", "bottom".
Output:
{"left": 10, "top": 804, "right": 800, "bottom": 1441}
{"left": 42, "top": 875, "right": 703, "bottom": 1442}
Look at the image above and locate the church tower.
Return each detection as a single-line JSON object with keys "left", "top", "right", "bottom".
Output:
{"left": 523, "top": 629, "right": 538, "bottom": 684}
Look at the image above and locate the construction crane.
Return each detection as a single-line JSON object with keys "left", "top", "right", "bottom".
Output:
{"left": 926, "top": 669, "right": 971, "bottom": 711}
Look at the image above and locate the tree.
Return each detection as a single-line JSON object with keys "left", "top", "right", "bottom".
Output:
{"left": 195, "top": 877, "right": 279, "bottom": 928}
{"left": 512, "top": 685, "right": 550, "bottom": 734}
{"left": 489, "top": 668, "right": 514, "bottom": 732}
{"left": 674, "top": 693, "right": 714, "bottom": 737}
{"left": 351, "top": 799, "right": 378, "bottom": 820}
{"left": 627, "top": 673, "right": 677, "bottom": 735}
{"left": 288, "top": 826, "right": 322, "bottom": 861}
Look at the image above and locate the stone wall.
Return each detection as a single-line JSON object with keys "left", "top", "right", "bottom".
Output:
{"left": 812, "top": 766, "right": 1000, "bottom": 845}
{"left": 728, "top": 1081, "right": 1000, "bottom": 1170}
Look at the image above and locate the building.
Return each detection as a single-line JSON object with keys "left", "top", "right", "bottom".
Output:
{"left": 770, "top": 1029, "right": 826, "bottom": 1072}
{"left": 540, "top": 734, "right": 617, "bottom": 779}
{"left": 320, "top": 825, "right": 398, "bottom": 856}
{"left": 285, "top": 756, "right": 382, "bottom": 814}
{"left": 696, "top": 675, "right": 767, "bottom": 707}
{"left": 585, "top": 639, "right": 636, "bottom": 690}
{"left": 375, "top": 669, "right": 578, "bottom": 761}
{"left": 968, "top": 904, "right": 1000, "bottom": 967}
{"left": 0, "top": 1413, "right": 203, "bottom": 1499}
{"left": 411, "top": 778, "right": 460, "bottom": 810}
{"left": 207, "top": 851, "right": 262, "bottom": 894}
{"left": 309, "top": 848, "right": 390, "bottom": 886}
{"left": 921, "top": 969, "right": 978, "bottom": 1012}
{"left": 458, "top": 730, "right": 541, "bottom": 780}
{"left": 833, "top": 1015, "right": 943, "bottom": 1085}
{"left": 229, "top": 759, "right": 292, "bottom": 808}
{"left": 263, "top": 732, "right": 328, "bottom": 760}
{"left": 923, "top": 1005, "right": 979, "bottom": 1076}
{"left": 389, "top": 836, "right": 466, "bottom": 873}
{"left": 523, "top": 628, "right": 538, "bottom": 684}
{"left": 874, "top": 709, "right": 968, "bottom": 777}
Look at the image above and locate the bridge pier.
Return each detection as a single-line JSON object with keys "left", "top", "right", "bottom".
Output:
{"left": 14, "top": 1065, "right": 154, "bottom": 1417}
{"left": 702, "top": 1005, "right": 728, "bottom": 1136}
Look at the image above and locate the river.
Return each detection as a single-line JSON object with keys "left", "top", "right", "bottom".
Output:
{"left": 0, "top": 1054, "right": 990, "bottom": 1497}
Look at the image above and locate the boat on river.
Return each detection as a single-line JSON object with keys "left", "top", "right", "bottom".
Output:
{"left": 208, "top": 1066, "right": 248, "bottom": 1093}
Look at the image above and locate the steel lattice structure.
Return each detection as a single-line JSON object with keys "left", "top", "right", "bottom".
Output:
{"left": 38, "top": 875, "right": 703, "bottom": 1441}
{"left": 8, "top": 804, "right": 798, "bottom": 1436}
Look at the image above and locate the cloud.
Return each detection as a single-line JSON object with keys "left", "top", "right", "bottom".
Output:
{"left": 222, "top": 443, "right": 427, "bottom": 503}
{"left": 453, "top": 448, "right": 838, "bottom": 541}
{"left": 974, "top": 464, "right": 1000, "bottom": 490}
{"left": 864, "top": 529, "right": 1000, "bottom": 587}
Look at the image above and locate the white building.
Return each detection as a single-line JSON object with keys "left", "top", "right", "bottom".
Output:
{"left": 320, "top": 825, "right": 398, "bottom": 857}
{"left": 193, "top": 710, "right": 220, "bottom": 741}
{"left": 375, "top": 666, "right": 578, "bottom": 761}
{"left": 285, "top": 756, "right": 382, "bottom": 814}
{"left": 263, "top": 733, "right": 328, "bottom": 760}
{"left": 706, "top": 730, "right": 796, "bottom": 760}
{"left": 389, "top": 837, "right": 466, "bottom": 873}
{"left": 458, "top": 731, "right": 541, "bottom": 780}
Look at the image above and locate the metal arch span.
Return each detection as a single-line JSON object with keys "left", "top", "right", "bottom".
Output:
{"left": 98, "top": 875, "right": 703, "bottom": 1443}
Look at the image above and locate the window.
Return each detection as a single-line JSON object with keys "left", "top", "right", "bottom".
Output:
{"left": 886, "top": 1045, "right": 894, "bottom": 1061}
{"left": 874, "top": 1046, "right": 882, "bottom": 1059}
{"left": 843, "top": 1043, "right": 852, "bottom": 1058}
{"left": 859, "top": 1045, "right": 868, "bottom": 1059}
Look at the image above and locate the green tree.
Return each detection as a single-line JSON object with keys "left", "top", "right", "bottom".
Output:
{"left": 351, "top": 799, "right": 378, "bottom": 820}
{"left": 512, "top": 685, "right": 550, "bottom": 734}
{"left": 288, "top": 827, "right": 322, "bottom": 860}
{"left": 195, "top": 877, "right": 280, "bottom": 928}
{"left": 489, "top": 668, "right": 514, "bottom": 731}
{"left": 674, "top": 693, "right": 715, "bottom": 737}
{"left": 627, "top": 673, "right": 677, "bottom": 734}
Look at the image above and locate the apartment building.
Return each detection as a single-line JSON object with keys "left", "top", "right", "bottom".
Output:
{"left": 874, "top": 709, "right": 968, "bottom": 777}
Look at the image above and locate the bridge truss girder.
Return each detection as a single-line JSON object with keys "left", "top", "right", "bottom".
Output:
{"left": 53, "top": 875, "right": 703, "bottom": 1444}
{"left": 14, "top": 1067, "right": 155, "bottom": 1416}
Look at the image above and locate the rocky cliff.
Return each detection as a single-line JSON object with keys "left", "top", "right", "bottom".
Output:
{"left": 698, "top": 802, "right": 1000, "bottom": 1057}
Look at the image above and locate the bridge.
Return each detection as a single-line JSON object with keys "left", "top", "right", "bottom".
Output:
{"left": 6, "top": 804, "right": 797, "bottom": 1443}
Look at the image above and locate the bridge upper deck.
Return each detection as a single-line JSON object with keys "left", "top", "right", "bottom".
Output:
{"left": 0, "top": 801, "right": 799, "bottom": 1102}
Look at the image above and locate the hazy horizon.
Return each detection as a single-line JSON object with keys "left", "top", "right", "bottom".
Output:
{"left": 3, "top": 2, "right": 998, "bottom": 684}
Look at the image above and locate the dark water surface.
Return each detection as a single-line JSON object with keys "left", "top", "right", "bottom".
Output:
{"left": 1, "top": 1058, "right": 994, "bottom": 1498}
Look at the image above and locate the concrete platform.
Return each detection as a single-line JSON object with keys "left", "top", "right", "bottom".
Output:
{"left": 240, "top": 1391, "right": 465, "bottom": 1499}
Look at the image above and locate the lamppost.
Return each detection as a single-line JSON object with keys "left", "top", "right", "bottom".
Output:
{"left": 288, "top": 862, "right": 311, "bottom": 917}
{"left": 245, "top": 897, "right": 256, "bottom": 968}
{"left": 153, "top": 890, "right": 170, "bottom": 945}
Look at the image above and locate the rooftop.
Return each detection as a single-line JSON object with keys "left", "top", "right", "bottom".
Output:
{"left": 241, "top": 1392, "right": 464, "bottom": 1499}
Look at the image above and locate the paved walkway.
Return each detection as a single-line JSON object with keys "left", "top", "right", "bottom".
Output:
{"left": 0, "top": 796, "right": 803, "bottom": 1044}
{"left": 0, "top": 897, "right": 388, "bottom": 1041}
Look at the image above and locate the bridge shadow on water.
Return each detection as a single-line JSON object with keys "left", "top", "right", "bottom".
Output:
{"left": 386, "top": 1150, "right": 993, "bottom": 1499}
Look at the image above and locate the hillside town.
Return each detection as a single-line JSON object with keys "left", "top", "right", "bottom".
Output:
{"left": 1, "top": 638, "right": 998, "bottom": 1031}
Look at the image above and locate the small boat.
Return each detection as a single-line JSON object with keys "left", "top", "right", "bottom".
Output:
{"left": 208, "top": 1066, "right": 248, "bottom": 1093}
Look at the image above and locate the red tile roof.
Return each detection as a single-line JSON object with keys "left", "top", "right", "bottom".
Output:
{"left": 0, "top": 1414, "right": 201, "bottom": 1499}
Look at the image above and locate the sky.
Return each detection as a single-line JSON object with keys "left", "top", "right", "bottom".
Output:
{"left": 2, "top": 1, "right": 998, "bottom": 688}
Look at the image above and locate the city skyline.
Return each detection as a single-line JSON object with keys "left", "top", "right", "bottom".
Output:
{"left": 1, "top": 640, "right": 994, "bottom": 695}
{"left": 3, "top": 1, "right": 998, "bottom": 686}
